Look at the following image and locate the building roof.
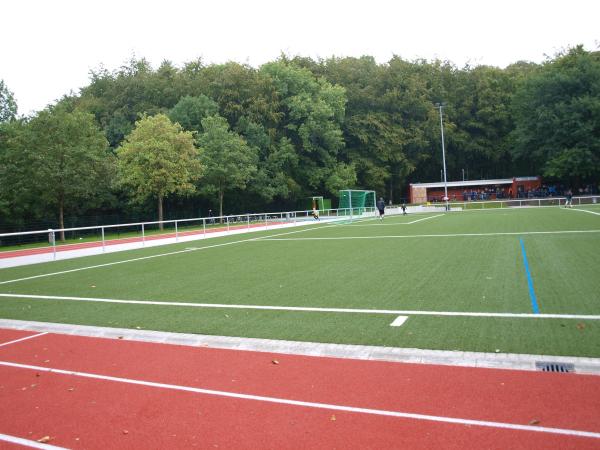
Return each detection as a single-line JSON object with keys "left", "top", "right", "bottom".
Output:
{"left": 410, "top": 178, "right": 514, "bottom": 189}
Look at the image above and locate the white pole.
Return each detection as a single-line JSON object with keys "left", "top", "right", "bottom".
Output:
{"left": 141, "top": 223, "right": 145, "bottom": 247}
{"left": 49, "top": 229, "right": 56, "bottom": 261}
{"left": 175, "top": 220, "right": 178, "bottom": 243}
{"left": 437, "top": 104, "right": 449, "bottom": 211}
{"left": 349, "top": 191, "right": 352, "bottom": 222}
{"left": 101, "top": 227, "right": 105, "bottom": 252}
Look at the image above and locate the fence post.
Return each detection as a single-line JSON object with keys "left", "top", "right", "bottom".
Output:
{"left": 247, "top": 215, "right": 250, "bottom": 230}
{"left": 265, "top": 214, "right": 268, "bottom": 230}
{"left": 141, "top": 223, "right": 145, "bottom": 247}
{"left": 175, "top": 220, "right": 178, "bottom": 243}
{"left": 101, "top": 227, "right": 105, "bottom": 252}
{"left": 48, "top": 229, "right": 56, "bottom": 261}
{"left": 227, "top": 216, "right": 230, "bottom": 234}
{"left": 203, "top": 218, "right": 206, "bottom": 238}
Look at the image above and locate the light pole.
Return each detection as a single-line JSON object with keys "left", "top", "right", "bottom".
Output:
{"left": 435, "top": 103, "right": 449, "bottom": 211}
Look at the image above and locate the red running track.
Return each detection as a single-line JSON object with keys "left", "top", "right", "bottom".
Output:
{"left": 0, "top": 222, "right": 285, "bottom": 259}
{"left": 0, "top": 328, "right": 599, "bottom": 449}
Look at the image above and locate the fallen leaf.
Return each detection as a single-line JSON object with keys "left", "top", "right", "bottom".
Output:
{"left": 68, "top": 387, "right": 74, "bottom": 392}
{"left": 117, "top": 336, "right": 124, "bottom": 339}
{"left": 529, "top": 419, "right": 540, "bottom": 425}
{"left": 122, "top": 430, "right": 129, "bottom": 435}
{"left": 35, "top": 373, "right": 40, "bottom": 377}
{"left": 330, "top": 415, "right": 336, "bottom": 421}
{"left": 271, "top": 360, "right": 279, "bottom": 365}
{"left": 577, "top": 323, "right": 586, "bottom": 330}
{"left": 37, "top": 436, "right": 51, "bottom": 443}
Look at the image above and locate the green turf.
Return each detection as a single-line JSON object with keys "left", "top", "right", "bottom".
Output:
{"left": 1, "top": 207, "right": 599, "bottom": 357}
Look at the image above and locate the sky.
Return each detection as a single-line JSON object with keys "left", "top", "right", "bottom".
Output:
{"left": 2, "top": 0, "right": 599, "bottom": 116}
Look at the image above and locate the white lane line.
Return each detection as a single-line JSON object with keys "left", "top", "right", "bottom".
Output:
{"left": 0, "top": 332, "right": 48, "bottom": 348}
{"left": 261, "top": 229, "right": 600, "bottom": 241}
{"left": 390, "top": 316, "right": 408, "bottom": 327}
{"left": 0, "top": 432, "right": 68, "bottom": 449}
{"left": 404, "top": 214, "right": 443, "bottom": 225}
{"left": 0, "top": 360, "right": 598, "bottom": 440}
{"left": 1, "top": 294, "right": 599, "bottom": 320}
{"left": 0, "top": 223, "right": 338, "bottom": 286}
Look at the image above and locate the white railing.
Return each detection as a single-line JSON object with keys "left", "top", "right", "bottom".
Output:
{"left": 0, "top": 207, "right": 377, "bottom": 261}
{"left": 418, "top": 195, "right": 600, "bottom": 211}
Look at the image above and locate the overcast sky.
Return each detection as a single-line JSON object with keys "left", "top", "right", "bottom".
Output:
{"left": 3, "top": 0, "right": 598, "bottom": 115}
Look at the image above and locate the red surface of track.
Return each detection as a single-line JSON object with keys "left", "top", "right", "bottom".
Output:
{"left": 0, "top": 328, "right": 599, "bottom": 449}
{"left": 0, "top": 222, "right": 285, "bottom": 259}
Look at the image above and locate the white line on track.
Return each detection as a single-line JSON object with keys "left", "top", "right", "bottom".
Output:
{"left": 0, "top": 331, "right": 48, "bottom": 348}
{"left": 0, "top": 432, "right": 68, "bottom": 449}
{"left": 260, "top": 229, "right": 600, "bottom": 241}
{"left": 0, "top": 223, "right": 339, "bottom": 286}
{"left": 0, "top": 359, "right": 598, "bottom": 439}
{"left": 1, "top": 293, "right": 599, "bottom": 320}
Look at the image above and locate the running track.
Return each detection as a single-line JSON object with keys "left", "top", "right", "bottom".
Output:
{"left": 1, "top": 328, "right": 599, "bottom": 449}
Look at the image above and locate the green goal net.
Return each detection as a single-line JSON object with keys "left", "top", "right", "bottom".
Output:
{"left": 338, "top": 190, "right": 376, "bottom": 217}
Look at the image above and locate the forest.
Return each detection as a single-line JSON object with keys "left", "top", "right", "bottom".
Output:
{"left": 0, "top": 45, "right": 599, "bottom": 232}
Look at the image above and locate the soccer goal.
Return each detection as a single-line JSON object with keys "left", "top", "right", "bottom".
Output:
{"left": 338, "top": 189, "right": 376, "bottom": 217}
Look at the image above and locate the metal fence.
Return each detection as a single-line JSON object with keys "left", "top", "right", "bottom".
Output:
{"left": 0, "top": 207, "right": 377, "bottom": 260}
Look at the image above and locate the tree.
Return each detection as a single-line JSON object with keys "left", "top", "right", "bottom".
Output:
{"left": 0, "top": 80, "right": 18, "bottom": 122}
{"left": 197, "top": 115, "right": 258, "bottom": 217}
{"left": 117, "top": 114, "right": 201, "bottom": 227}
{"left": 259, "top": 61, "right": 349, "bottom": 197}
{"left": 511, "top": 47, "right": 600, "bottom": 184}
{"left": 168, "top": 95, "right": 218, "bottom": 133}
{"left": 2, "top": 107, "right": 113, "bottom": 239}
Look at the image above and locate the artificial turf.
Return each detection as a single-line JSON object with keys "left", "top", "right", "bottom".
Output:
{"left": 1, "top": 206, "right": 599, "bottom": 357}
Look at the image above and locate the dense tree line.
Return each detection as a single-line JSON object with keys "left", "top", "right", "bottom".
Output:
{"left": 1, "top": 46, "right": 599, "bottom": 232}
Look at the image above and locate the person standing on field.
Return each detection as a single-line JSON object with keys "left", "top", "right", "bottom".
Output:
{"left": 565, "top": 189, "right": 573, "bottom": 208}
{"left": 377, "top": 197, "right": 385, "bottom": 220}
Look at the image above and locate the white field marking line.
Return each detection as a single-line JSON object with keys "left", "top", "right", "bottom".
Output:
{"left": 0, "top": 433, "right": 68, "bottom": 450}
{"left": 261, "top": 229, "right": 600, "bottom": 241}
{"left": 567, "top": 208, "right": 600, "bottom": 216}
{"left": 0, "top": 360, "right": 599, "bottom": 439}
{"left": 0, "top": 223, "right": 339, "bottom": 286}
{"left": 340, "top": 215, "right": 443, "bottom": 226}
{"left": 404, "top": 214, "right": 443, "bottom": 224}
{"left": 0, "top": 331, "right": 48, "bottom": 348}
{"left": 2, "top": 294, "right": 600, "bottom": 321}
{"left": 390, "top": 316, "right": 408, "bottom": 327}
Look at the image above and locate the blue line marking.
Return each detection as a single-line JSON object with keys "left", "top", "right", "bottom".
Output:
{"left": 519, "top": 238, "right": 540, "bottom": 314}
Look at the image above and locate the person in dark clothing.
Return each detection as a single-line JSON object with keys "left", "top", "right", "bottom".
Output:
{"left": 377, "top": 197, "right": 385, "bottom": 220}
{"left": 565, "top": 189, "right": 573, "bottom": 208}
{"left": 401, "top": 203, "right": 407, "bottom": 215}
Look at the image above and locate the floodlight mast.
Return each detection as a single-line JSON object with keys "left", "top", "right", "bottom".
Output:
{"left": 436, "top": 103, "right": 449, "bottom": 211}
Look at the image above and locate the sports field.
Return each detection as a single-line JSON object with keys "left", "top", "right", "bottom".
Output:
{"left": 1, "top": 205, "right": 599, "bottom": 358}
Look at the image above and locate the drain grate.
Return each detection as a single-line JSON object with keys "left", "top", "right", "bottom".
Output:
{"left": 535, "top": 361, "right": 575, "bottom": 373}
